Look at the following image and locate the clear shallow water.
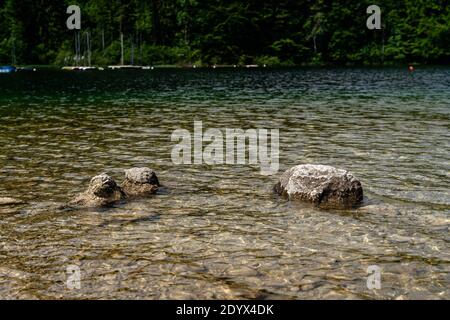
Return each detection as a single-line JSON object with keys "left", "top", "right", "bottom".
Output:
{"left": 0, "top": 68, "right": 449, "bottom": 299}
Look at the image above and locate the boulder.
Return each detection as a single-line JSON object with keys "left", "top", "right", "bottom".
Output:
{"left": 121, "top": 167, "right": 160, "bottom": 197}
{"left": 69, "top": 173, "right": 126, "bottom": 208}
{"left": 274, "top": 164, "right": 363, "bottom": 209}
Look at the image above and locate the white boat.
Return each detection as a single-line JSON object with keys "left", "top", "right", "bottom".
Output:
{"left": 62, "top": 66, "right": 98, "bottom": 71}
{"left": 108, "top": 65, "right": 142, "bottom": 70}
{"left": 0, "top": 66, "right": 16, "bottom": 73}
{"left": 62, "top": 32, "right": 97, "bottom": 71}
{"left": 108, "top": 34, "right": 144, "bottom": 70}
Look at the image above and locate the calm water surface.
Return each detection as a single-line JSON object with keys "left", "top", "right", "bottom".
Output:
{"left": 0, "top": 68, "right": 449, "bottom": 299}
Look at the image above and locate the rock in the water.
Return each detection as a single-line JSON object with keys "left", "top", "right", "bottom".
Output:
{"left": 124, "top": 167, "right": 160, "bottom": 185}
{"left": 274, "top": 164, "right": 363, "bottom": 209}
{"left": 0, "top": 197, "right": 24, "bottom": 206}
{"left": 69, "top": 173, "right": 126, "bottom": 208}
{"left": 122, "top": 167, "right": 160, "bottom": 197}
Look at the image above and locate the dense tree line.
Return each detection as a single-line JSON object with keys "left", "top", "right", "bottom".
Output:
{"left": 0, "top": 0, "right": 449, "bottom": 66}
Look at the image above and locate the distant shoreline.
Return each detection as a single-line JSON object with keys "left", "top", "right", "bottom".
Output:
{"left": 4, "top": 63, "right": 450, "bottom": 70}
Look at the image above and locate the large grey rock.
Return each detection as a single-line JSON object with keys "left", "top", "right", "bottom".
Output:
{"left": 69, "top": 173, "right": 126, "bottom": 208}
{"left": 274, "top": 164, "right": 363, "bottom": 209}
{"left": 122, "top": 167, "right": 159, "bottom": 197}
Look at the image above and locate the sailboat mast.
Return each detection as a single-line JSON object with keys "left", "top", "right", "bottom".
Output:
{"left": 131, "top": 35, "right": 134, "bottom": 65}
{"left": 74, "top": 32, "right": 77, "bottom": 66}
{"left": 11, "top": 37, "right": 16, "bottom": 65}
{"left": 74, "top": 31, "right": 81, "bottom": 66}
{"left": 101, "top": 29, "right": 105, "bottom": 51}
{"left": 87, "top": 32, "right": 91, "bottom": 67}
{"left": 120, "top": 33, "right": 124, "bottom": 66}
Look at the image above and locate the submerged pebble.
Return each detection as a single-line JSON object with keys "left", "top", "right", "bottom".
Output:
{"left": 0, "top": 197, "right": 24, "bottom": 206}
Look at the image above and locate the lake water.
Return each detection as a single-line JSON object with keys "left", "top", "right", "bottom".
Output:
{"left": 0, "top": 68, "right": 449, "bottom": 299}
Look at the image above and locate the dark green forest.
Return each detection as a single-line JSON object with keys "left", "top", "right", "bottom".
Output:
{"left": 0, "top": 0, "right": 449, "bottom": 66}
